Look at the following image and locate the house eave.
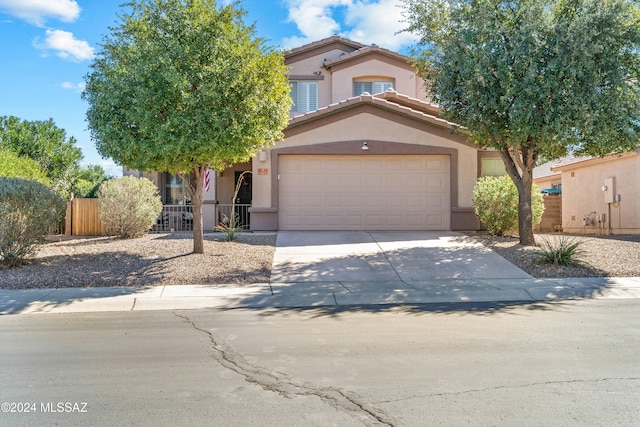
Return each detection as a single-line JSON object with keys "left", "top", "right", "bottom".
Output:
{"left": 551, "top": 151, "right": 639, "bottom": 172}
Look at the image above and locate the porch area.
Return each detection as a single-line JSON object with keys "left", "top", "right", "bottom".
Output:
{"left": 151, "top": 203, "right": 252, "bottom": 232}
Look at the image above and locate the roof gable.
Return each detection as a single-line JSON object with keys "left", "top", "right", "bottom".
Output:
{"left": 284, "top": 35, "right": 365, "bottom": 64}
{"left": 286, "top": 91, "right": 471, "bottom": 146}
{"left": 323, "top": 44, "right": 413, "bottom": 71}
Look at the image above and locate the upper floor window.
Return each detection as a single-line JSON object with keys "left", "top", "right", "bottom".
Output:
{"left": 290, "top": 81, "right": 318, "bottom": 114}
{"left": 353, "top": 80, "right": 394, "bottom": 96}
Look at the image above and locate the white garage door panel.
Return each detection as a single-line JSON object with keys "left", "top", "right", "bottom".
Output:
{"left": 279, "top": 155, "right": 450, "bottom": 230}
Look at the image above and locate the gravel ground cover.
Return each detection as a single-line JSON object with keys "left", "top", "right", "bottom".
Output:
{"left": 0, "top": 233, "right": 276, "bottom": 289}
{"left": 1, "top": 232, "right": 639, "bottom": 290}
{"left": 464, "top": 232, "right": 640, "bottom": 278}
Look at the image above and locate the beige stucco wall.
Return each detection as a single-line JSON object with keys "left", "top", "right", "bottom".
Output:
{"left": 288, "top": 48, "right": 348, "bottom": 74}
{"left": 331, "top": 60, "right": 426, "bottom": 102}
{"left": 560, "top": 154, "right": 640, "bottom": 234}
{"left": 287, "top": 49, "right": 430, "bottom": 115}
{"left": 252, "top": 112, "right": 478, "bottom": 210}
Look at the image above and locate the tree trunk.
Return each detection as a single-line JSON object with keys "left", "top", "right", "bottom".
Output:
{"left": 514, "top": 171, "right": 535, "bottom": 246}
{"left": 498, "top": 142, "right": 537, "bottom": 246}
{"left": 180, "top": 166, "right": 206, "bottom": 254}
{"left": 190, "top": 168, "right": 205, "bottom": 254}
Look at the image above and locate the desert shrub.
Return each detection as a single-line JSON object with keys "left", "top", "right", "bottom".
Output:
{"left": 0, "top": 177, "right": 66, "bottom": 267}
{"left": 97, "top": 176, "right": 162, "bottom": 239}
{"left": 473, "top": 175, "right": 544, "bottom": 236}
{"left": 535, "top": 235, "right": 585, "bottom": 267}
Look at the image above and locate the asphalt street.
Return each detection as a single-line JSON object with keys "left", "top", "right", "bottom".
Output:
{"left": 1, "top": 299, "right": 639, "bottom": 426}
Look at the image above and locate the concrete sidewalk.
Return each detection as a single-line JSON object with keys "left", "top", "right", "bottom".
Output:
{"left": 2, "top": 277, "right": 640, "bottom": 315}
{"left": 2, "top": 231, "right": 640, "bottom": 314}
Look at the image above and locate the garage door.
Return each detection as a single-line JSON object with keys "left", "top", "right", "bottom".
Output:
{"left": 278, "top": 155, "right": 450, "bottom": 230}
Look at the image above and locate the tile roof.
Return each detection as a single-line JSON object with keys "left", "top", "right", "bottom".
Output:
{"left": 287, "top": 89, "right": 459, "bottom": 132}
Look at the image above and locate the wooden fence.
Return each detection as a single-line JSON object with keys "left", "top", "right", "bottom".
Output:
{"left": 65, "top": 198, "right": 107, "bottom": 236}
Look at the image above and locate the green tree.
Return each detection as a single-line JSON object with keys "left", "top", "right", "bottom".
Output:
{"left": 402, "top": 0, "right": 640, "bottom": 245}
{"left": 83, "top": 0, "right": 291, "bottom": 253}
{"left": 0, "top": 148, "right": 51, "bottom": 186}
{"left": 72, "top": 164, "right": 110, "bottom": 198}
{"left": 0, "top": 116, "right": 83, "bottom": 198}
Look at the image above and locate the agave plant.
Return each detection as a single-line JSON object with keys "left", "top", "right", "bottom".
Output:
{"left": 535, "top": 236, "right": 585, "bottom": 267}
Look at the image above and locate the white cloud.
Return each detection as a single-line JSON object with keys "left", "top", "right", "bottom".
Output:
{"left": 344, "top": 0, "right": 417, "bottom": 51}
{"left": 282, "top": 0, "right": 352, "bottom": 48}
{"left": 61, "top": 81, "right": 85, "bottom": 92}
{"left": 282, "top": 0, "right": 416, "bottom": 51}
{"left": 0, "top": 0, "right": 80, "bottom": 26}
{"left": 36, "top": 29, "right": 94, "bottom": 61}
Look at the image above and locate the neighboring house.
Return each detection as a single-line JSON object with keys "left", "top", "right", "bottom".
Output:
{"left": 533, "top": 151, "right": 640, "bottom": 234}
{"left": 126, "top": 35, "right": 505, "bottom": 231}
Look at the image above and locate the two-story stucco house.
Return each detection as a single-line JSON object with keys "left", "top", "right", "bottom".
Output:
{"left": 127, "top": 36, "right": 503, "bottom": 232}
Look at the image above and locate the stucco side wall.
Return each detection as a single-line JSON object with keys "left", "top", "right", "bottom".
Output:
{"left": 560, "top": 154, "right": 640, "bottom": 234}
{"left": 287, "top": 48, "right": 350, "bottom": 73}
{"left": 331, "top": 60, "right": 423, "bottom": 102}
{"left": 252, "top": 112, "right": 478, "bottom": 210}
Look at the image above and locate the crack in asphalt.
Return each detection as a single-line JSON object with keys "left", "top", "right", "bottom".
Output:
{"left": 372, "top": 377, "right": 640, "bottom": 404}
{"left": 173, "top": 311, "right": 397, "bottom": 426}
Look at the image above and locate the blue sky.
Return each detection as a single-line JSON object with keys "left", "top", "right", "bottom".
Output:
{"left": 0, "top": 0, "right": 417, "bottom": 176}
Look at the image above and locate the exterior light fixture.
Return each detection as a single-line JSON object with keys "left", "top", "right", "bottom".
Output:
{"left": 259, "top": 150, "right": 268, "bottom": 162}
{"left": 362, "top": 141, "right": 369, "bottom": 150}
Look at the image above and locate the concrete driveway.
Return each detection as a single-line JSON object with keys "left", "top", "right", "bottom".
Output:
{"left": 270, "top": 231, "right": 531, "bottom": 283}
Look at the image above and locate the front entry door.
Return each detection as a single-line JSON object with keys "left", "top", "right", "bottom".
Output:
{"left": 234, "top": 171, "right": 252, "bottom": 227}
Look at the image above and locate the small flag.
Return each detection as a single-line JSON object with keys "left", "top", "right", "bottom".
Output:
{"left": 204, "top": 169, "right": 210, "bottom": 192}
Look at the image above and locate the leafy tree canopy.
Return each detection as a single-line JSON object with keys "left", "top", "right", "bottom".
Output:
{"left": 83, "top": 0, "right": 291, "bottom": 253}
{"left": 402, "top": 0, "right": 640, "bottom": 244}
{"left": 83, "top": 0, "right": 291, "bottom": 174}
{"left": 0, "top": 148, "right": 51, "bottom": 186}
{"left": 0, "top": 115, "right": 83, "bottom": 198}
{"left": 71, "top": 164, "right": 111, "bottom": 198}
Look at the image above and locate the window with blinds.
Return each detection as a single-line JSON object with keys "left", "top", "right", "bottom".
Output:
{"left": 353, "top": 81, "right": 394, "bottom": 96}
{"left": 290, "top": 81, "right": 318, "bottom": 113}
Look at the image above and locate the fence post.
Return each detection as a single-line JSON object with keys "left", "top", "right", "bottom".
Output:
{"left": 65, "top": 199, "right": 73, "bottom": 236}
